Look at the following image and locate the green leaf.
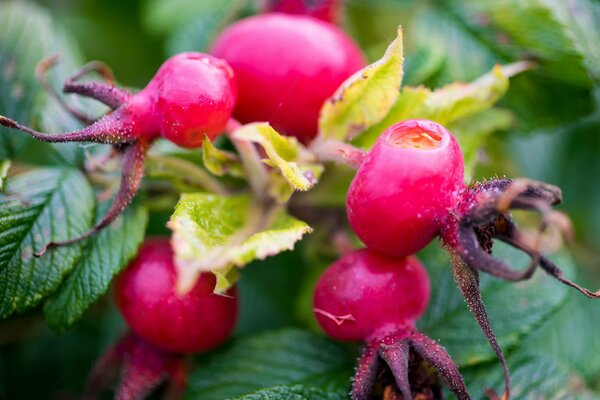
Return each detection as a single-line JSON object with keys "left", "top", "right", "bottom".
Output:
{"left": 354, "top": 62, "right": 525, "bottom": 148}
{"left": 548, "top": 0, "right": 600, "bottom": 82}
{"left": 317, "top": 27, "right": 404, "bottom": 141}
{"left": 43, "top": 201, "right": 148, "bottom": 332}
{"left": 202, "top": 136, "right": 245, "bottom": 178}
{"left": 0, "top": 160, "right": 11, "bottom": 192}
{"left": 0, "top": 1, "right": 93, "bottom": 166}
{"left": 232, "top": 385, "right": 346, "bottom": 400}
{"left": 233, "top": 123, "right": 322, "bottom": 195}
{"left": 168, "top": 193, "right": 311, "bottom": 293}
{"left": 0, "top": 168, "right": 94, "bottom": 319}
{"left": 409, "top": 3, "right": 595, "bottom": 130}
{"left": 522, "top": 278, "right": 600, "bottom": 382}
{"left": 184, "top": 329, "right": 354, "bottom": 400}
{"left": 418, "top": 242, "right": 573, "bottom": 366}
{"left": 461, "top": 352, "right": 576, "bottom": 399}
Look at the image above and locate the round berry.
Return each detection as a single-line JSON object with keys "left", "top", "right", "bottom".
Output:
{"left": 148, "top": 52, "right": 237, "bottom": 148}
{"left": 313, "top": 249, "right": 430, "bottom": 342}
{"left": 346, "top": 119, "right": 465, "bottom": 257}
{"left": 211, "top": 13, "right": 365, "bottom": 143}
{"left": 115, "top": 238, "right": 237, "bottom": 354}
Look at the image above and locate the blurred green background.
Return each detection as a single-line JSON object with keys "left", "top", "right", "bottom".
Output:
{"left": 1, "top": 0, "right": 600, "bottom": 399}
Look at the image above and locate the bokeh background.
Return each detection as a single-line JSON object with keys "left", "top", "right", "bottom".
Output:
{"left": 1, "top": 0, "right": 600, "bottom": 398}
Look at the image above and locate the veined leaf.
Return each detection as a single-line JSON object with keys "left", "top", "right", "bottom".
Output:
{"left": 317, "top": 27, "right": 404, "bottom": 141}
{"left": 184, "top": 329, "right": 354, "bottom": 400}
{"left": 0, "top": 168, "right": 94, "bottom": 319}
{"left": 168, "top": 193, "right": 311, "bottom": 293}
{"left": 354, "top": 62, "right": 527, "bottom": 148}
{"left": 43, "top": 201, "right": 148, "bottom": 332}
{"left": 233, "top": 123, "right": 322, "bottom": 196}
{"left": 418, "top": 242, "right": 574, "bottom": 367}
{"left": 460, "top": 352, "right": 578, "bottom": 399}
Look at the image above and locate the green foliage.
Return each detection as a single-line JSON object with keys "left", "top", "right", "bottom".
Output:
{"left": 418, "top": 243, "right": 573, "bottom": 366}
{"left": 43, "top": 201, "right": 147, "bottom": 332}
{"left": 0, "top": 168, "right": 94, "bottom": 318}
{"left": 1, "top": 0, "right": 600, "bottom": 398}
{"left": 318, "top": 28, "right": 404, "bottom": 141}
{"left": 185, "top": 329, "right": 354, "bottom": 400}
{"left": 169, "top": 193, "right": 311, "bottom": 293}
{"left": 0, "top": 1, "right": 96, "bottom": 166}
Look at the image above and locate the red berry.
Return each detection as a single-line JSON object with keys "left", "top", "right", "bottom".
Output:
{"left": 115, "top": 238, "right": 237, "bottom": 354}
{"left": 346, "top": 119, "right": 465, "bottom": 258}
{"left": 313, "top": 249, "right": 430, "bottom": 342}
{"left": 211, "top": 13, "right": 365, "bottom": 143}
{"left": 148, "top": 52, "right": 237, "bottom": 148}
{"left": 0, "top": 52, "right": 237, "bottom": 251}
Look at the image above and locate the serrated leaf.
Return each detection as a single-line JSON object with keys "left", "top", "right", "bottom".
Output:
{"left": 168, "top": 193, "right": 311, "bottom": 293}
{"left": 418, "top": 242, "right": 573, "bottom": 366}
{"left": 184, "top": 329, "right": 354, "bottom": 400}
{"left": 317, "top": 27, "right": 404, "bottom": 141}
{"left": 202, "top": 135, "right": 245, "bottom": 178}
{"left": 0, "top": 168, "right": 94, "bottom": 319}
{"left": 233, "top": 123, "right": 322, "bottom": 193}
{"left": 0, "top": 1, "right": 95, "bottom": 166}
{"left": 43, "top": 201, "right": 148, "bottom": 332}
{"left": 0, "top": 160, "right": 11, "bottom": 192}
{"left": 354, "top": 62, "right": 525, "bottom": 148}
{"left": 232, "top": 385, "right": 345, "bottom": 400}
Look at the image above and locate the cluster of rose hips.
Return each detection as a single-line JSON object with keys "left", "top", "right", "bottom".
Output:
{"left": 3, "top": 2, "right": 599, "bottom": 399}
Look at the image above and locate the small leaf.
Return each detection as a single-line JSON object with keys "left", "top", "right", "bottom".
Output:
{"left": 43, "top": 201, "right": 148, "bottom": 331}
{"left": 202, "top": 135, "right": 245, "bottom": 178}
{"left": 168, "top": 193, "right": 311, "bottom": 293}
{"left": 317, "top": 27, "right": 404, "bottom": 141}
{"left": 184, "top": 329, "right": 354, "bottom": 400}
{"left": 233, "top": 123, "right": 322, "bottom": 193}
{"left": 0, "top": 159, "right": 11, "bottom": 192}
{"left": 418, "top": 242, "right": 573, "bottom": 367}
{"left": 354, "top": 62, "right": 526, "bottom": 148}
{"left": 0, "top": 168, "right": 94, "bottom": 319}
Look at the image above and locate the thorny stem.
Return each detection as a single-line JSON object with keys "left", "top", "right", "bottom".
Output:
{"left": 310, "top": 139, "right": 366, "bottom": 168}
{"left": 226, "top": 119, "right": 269, "bottom": 203}
{"left": 146, "top": 155, "right": 230, "bottom": 196}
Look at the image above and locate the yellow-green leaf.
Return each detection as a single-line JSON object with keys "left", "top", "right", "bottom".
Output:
{"left": 168, "top": 193, "right": 311, "bottom": 293}
{"left": 317, "top": 27, "right": 404, "bottom": 141}
{"left": 354, "top": 62, "right": 531, "bottom": 148}
{"left": 232, "top": 123, "right": 322, "bottom": 195}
